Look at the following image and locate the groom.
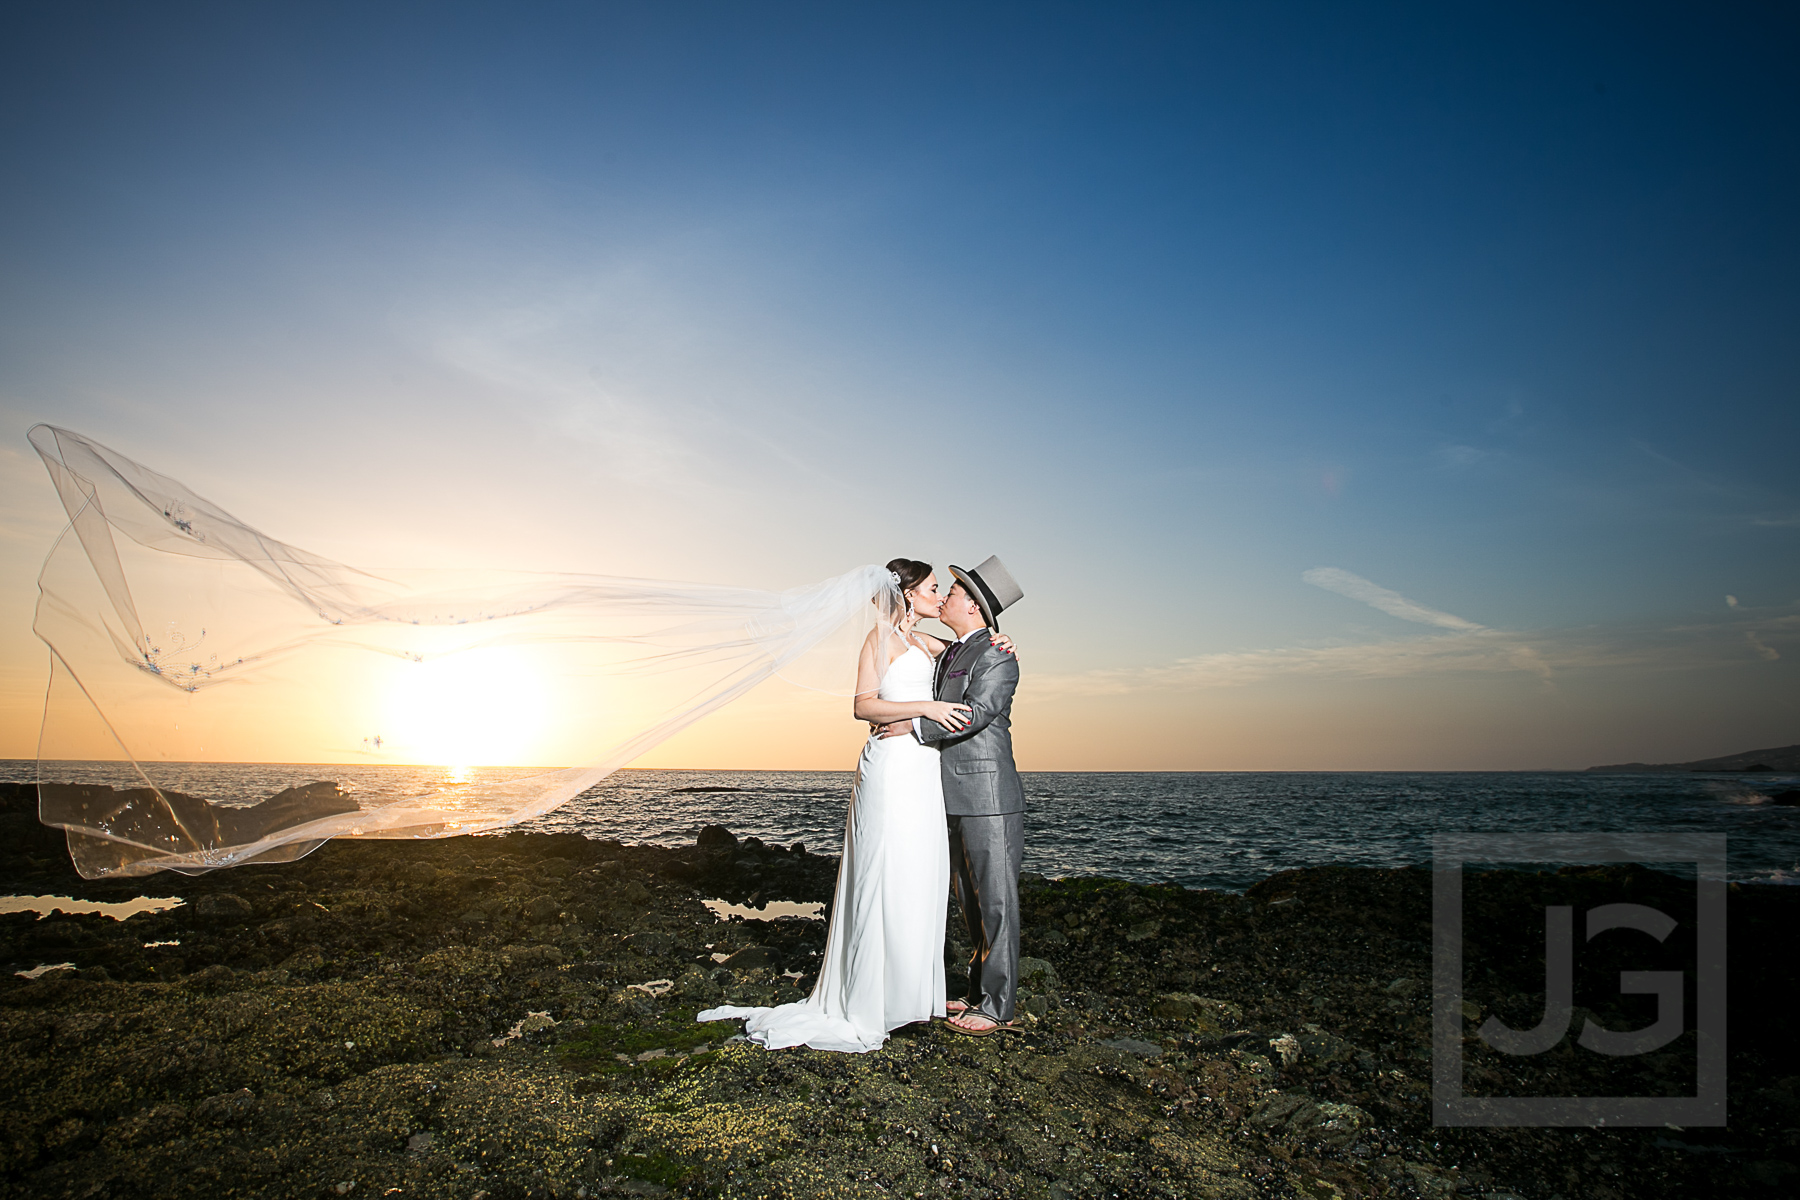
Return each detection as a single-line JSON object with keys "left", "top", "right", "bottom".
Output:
{"left": 884, "top": 555, "right": 1025, "bottom": 1035}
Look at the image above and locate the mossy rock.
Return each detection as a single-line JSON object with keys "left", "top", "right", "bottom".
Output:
{"left": 1151, "top": 992, "right": 1243, "bottom": 1033}
{"left": 617, "top": 1149, "right": 692, "bottom": 1186}
{"left": 556, "top": 1007, "right": 728, "bottom": 1070}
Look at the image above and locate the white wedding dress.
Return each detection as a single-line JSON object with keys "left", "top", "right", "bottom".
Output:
{"left": 698, "top": 638, "right": 949, "bottom": 1052}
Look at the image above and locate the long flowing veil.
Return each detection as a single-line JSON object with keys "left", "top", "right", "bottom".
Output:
{"left": 27, "top": 425, "right": 902, "bottom": 879}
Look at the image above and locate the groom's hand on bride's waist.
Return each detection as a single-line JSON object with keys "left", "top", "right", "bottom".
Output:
{"left": 873, "top": 720, "right": 911, "bottom": 740}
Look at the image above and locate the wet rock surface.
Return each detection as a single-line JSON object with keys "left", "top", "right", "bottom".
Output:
{"left": 1, "top": 781, "right": 1796, "bottom": 1198}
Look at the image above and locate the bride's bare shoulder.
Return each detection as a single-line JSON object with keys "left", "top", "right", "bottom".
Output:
{"left": 916, "top": 632, "right": 949, "bottom": 655}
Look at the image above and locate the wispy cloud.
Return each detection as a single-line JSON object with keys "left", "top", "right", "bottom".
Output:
{"left": 1031, "top": 631, "right": 1530, "bottom": 696}
{"left": 1631, "top": 441, "right": 1800, "bottom": 530}
{"left": 1301, "top": 567, "right": 1485, "bottom": 632}
{"left": 409, "top": 275, "right": 851, "bottom": 517}
{"left": 1032, "top": 581, "right": 1796, "bottom": 698}
{"left": 1747, "top": 631, "right": 1781, "bottom": 661}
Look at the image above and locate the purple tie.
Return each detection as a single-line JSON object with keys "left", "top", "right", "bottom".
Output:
{"left": 936, "top": 638, "right": 962, "bottom": 692}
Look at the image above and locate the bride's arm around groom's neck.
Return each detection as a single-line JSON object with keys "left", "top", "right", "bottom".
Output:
{"left": 917, "top": 636, "right": 1018, "bottom": 745}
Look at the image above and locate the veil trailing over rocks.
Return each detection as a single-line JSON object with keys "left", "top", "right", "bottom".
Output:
{"left": 27, "top": 426, "right": 902, "bottom": 879}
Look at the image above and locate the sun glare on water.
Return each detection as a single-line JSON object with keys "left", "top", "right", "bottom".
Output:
{"left": 384, "top": 647, "right": 550, "bottom": 768}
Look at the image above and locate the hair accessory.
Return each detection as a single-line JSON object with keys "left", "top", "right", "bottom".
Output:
{"left": 888, "top": 569, "right": 902, "bottom": 588}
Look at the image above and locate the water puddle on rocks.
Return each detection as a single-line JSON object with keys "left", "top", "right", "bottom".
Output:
{"left": 15, "top": 962, "right": 75, "bottom": 980}
{"left": 0, "top": 894, "right": 186, "bottom": 921}
{"left": 702, "top": 898, "right": 824, "bottom": 922}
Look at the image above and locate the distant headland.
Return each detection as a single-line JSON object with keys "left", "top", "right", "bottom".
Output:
{"left": 1586, "top": 742, "right": 1800, "bottom": 773}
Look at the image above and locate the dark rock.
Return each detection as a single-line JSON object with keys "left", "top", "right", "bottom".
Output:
{"left": 36, "top": 780, "right": 358, "bottom": 852}
{"left": 720, "top": 946, "right": 777, "bottom": 969}
{"left": 1018, "top": 956, "right": 1060, "bottom": 990}
{"left": 1297, "top": 1023, "right": 1353, "bottom": 1064}
{"left": 1767, "top": 789, "right": 1800, "bottom": 807}
{"left": 1151, "top": 993, "right": 1242, "bottom": 1033}
{"left": 279, "top": 948, "right": 324, "bottom": 972}
{"left": 1742, "top": 1160, "right": 1799, "bottom": 1188}
{"left": 503, "top": 944, "right": 565, "bottom": 969}
{"left": 0, "top": 814, "right": 1790, "bottom": 1200}
{"left": 628, "top": 931, "right": 675, "bottom": 956}
{"left": 193, "top": 1088, "right": 257, "bottom": 1126}
{"left": 1152, "top": 993, "right": 1198, "bottom": 1020}
{"left": 521, "top": 895, "right": 561, "bottom": 923}
{"left": 29, "top": 918, "right": 88, "bottom": 948}
{"left": 1248, "top": 1093, "right": 1370, "bottom": 1148}
{"left": 193, "top": 893, "right": 254, "bottom": 920}
{"left": 186, "top": 964, "right": 237, "bottom": 992}
{"left": 1097, "top": 1036, "right": 1163, "bottom": 1058}
{"left": 1250, "top": 1092, "right": 1319, "bottom": 1131}
{"left": 696, "top": 824, "right": 738, "bottom": 849}
{"left": 1313, "top": 1102, "right": 1373, "bottom": 1148}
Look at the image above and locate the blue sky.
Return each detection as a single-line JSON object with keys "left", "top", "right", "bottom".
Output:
{"left": 2, "top": 2, "right": 1795, "bottom": 768}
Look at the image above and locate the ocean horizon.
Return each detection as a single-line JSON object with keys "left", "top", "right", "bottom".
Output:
{"left": 6, "top": 760, "right": 1796, "bottom": 892}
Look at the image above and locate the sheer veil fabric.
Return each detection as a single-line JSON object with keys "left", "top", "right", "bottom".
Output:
{"left": 27, "top": 425, "right": 905, "bottom": 879}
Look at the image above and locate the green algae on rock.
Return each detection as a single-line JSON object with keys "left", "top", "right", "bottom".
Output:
{"left": 2, "top": 780, "right": 1796, "bottom": 1198}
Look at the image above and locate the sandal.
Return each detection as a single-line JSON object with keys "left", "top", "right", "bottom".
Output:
{"left": 944, "top": 1012, "right": 1022, "bottom": 1038}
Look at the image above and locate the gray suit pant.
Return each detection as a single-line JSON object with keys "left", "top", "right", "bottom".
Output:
{"left": 947, "top": 810, "right": 1023, "bottom": 1023}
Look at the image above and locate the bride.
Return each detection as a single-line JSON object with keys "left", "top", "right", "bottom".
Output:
{"left": 698, "top": 557, "right": 1006, "bottom": 1052}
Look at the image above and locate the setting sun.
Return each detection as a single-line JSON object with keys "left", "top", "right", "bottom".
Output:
{"left": 382, "top": 646, "right": 550, "bottom": 767}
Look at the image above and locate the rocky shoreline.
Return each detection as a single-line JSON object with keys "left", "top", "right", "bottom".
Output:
{"left": 2, "top": 780, "right": 1795, "bottom": 1199}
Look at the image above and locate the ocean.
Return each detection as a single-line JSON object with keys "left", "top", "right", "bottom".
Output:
{"left": 5, "top": 760, "right": 1797, "bottom": 891}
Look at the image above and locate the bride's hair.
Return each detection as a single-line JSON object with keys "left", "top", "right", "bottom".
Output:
{"left": 885, "top": 558, "right": 933, "bottom": 596}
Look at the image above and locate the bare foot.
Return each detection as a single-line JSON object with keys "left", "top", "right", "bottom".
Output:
{"left": 945, "top": 1000, "right": 971, "bottom": 1016}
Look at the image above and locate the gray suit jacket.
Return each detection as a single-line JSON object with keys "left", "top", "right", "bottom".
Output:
{"left": 918, "top": 629, "right": 1024, "bottom": 817}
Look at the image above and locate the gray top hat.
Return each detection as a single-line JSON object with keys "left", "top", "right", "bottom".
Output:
{"left": 947, "top": 555, "right": 1024, "bottom": 630}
